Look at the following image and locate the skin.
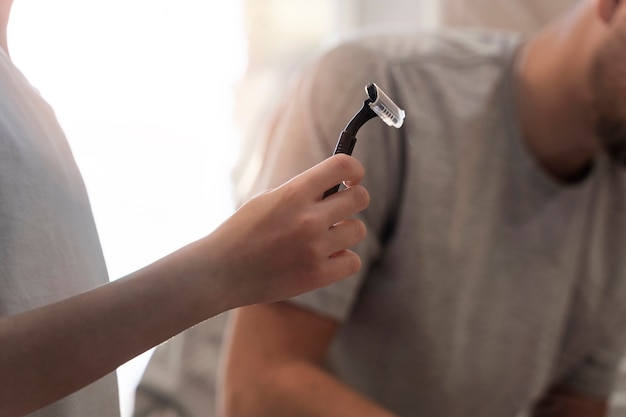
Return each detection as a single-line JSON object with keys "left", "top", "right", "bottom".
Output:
{"left": 0, "top": 153, "right": 369, "bottom": 417}
{"left": 0, "top": 4, "right": 371, "bottom": 414}
{"left": 0, "top": 0, "right": 10, "bottom": 53}
{"left": 220, "top": 1, "right": 626, "bottom": 416}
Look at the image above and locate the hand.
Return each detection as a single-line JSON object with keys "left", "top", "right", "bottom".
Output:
{"left": 208, "top": 154, "right": 370, "bottom": 307}
{"left": 0, "top": 156, "right": 368, "bottom": 416}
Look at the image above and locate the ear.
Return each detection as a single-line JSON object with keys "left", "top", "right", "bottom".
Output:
{"left": 598, "top": 0, "right": 621, "bottom": 23}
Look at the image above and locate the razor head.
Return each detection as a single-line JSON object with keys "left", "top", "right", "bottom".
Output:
{"left": 366, "top": 83, "right": 405, "bottom": 128}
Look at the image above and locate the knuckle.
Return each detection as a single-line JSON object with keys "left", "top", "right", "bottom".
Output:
{"left": 301, "top": 241, "right": 325, "bottom": 264}
{"left": 332, "top": 153, "right": 354, "bottom": 171}
{"left": 346, "top": 253, "right": 362, "bottom": 274}
{"left": 298, "top": 212, "right": 322, "bottom": 236}
{"left": 332, "top": 154, "right": 363, "bottom": 179}
{"left": 354, "top": 219, "right": 367, "bottom": 241}
{"left": 350, "top": 254, "right": 361, "bottom": 274}
{"left": 308, "top": 261, "right": 326, "bottom": 279}
{"left": 343, "top": 219, "right": 366, "bottom": 246}
{"left": 279, "top": 182, "right": 301, "bottom": 204}
{"left": 351, "top": 185, "right": 371, "bottom": 209}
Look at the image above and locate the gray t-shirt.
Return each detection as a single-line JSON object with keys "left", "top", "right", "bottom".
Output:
{"left": 136, "top": 29, "right": 626, "bottom": 417}
{"left": 0, "top": 49, "right": 119, "bottom": 416}
{"left": 237, "top": 29, "right": 626, "bottom": 415}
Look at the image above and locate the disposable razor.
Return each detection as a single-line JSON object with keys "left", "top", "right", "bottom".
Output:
{"left": 323, "top": 82, "right": 405, "bottom": 198}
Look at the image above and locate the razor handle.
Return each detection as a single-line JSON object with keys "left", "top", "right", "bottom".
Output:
{"left": 323, "top": 131, "right": 357, "bottom": 198}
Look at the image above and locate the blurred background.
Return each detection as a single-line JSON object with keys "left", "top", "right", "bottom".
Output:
{"left": 9, "top": 1, "right": 622, "bottom": 416}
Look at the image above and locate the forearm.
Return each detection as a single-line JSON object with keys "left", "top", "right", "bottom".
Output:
{"left": 221, "top": 301, "right": 397, "bottom": 417}
{"left": 223, "top": 355, "right": 397, "bottom": 417}
{"left": 0, "top": 236, "right": 232, "bottom": 416}
{"left": 532, "top": 386, "right": 609, "bottom": 417}
{"left": 0, "top": 154, "right": 369, "bottom": 416}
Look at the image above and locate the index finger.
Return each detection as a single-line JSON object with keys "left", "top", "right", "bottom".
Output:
{"left": 292, "top": 154, "right": 365, "bottom": 199}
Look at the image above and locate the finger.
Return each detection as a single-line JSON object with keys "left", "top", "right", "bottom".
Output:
{"left": 291, "top": 154, "right": 365, "bottom": 198}
{"left": 326, "top": 218, "right": 367, "bottom": 255}
{"left": 320, "top": 249, "right": 362, "bottom": 283}
{"left": 321, "top": 184, "right": 370, "bottom": 226}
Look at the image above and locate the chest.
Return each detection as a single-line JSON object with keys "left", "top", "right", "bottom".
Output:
{"left": 360, "top": 137, "right": 626, "bottom": 410}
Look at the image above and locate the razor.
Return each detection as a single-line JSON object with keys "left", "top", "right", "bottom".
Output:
{"left": 323, "top": 82, "right": 405, "bottom": 198}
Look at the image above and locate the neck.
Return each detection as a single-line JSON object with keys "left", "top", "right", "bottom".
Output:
{"left": 515, "top": 3, "right": 602, "bottom": 182}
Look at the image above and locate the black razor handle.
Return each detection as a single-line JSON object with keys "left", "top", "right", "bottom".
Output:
{"left": 323, "top": 131, "right": 357, "bottom": 198}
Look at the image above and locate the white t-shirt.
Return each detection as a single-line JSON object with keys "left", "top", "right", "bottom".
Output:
{"left": 0, "top": 49, "right": 119, "bottom": 416}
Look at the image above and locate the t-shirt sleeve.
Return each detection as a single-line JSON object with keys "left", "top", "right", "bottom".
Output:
{"left": 234, "top": 41, "right": 405, "bottom": 321}
{"left": 560, "top": 286, "right": 626, "bottom": 397}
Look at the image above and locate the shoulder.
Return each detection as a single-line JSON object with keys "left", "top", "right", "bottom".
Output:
{"left": 301, "top": 28, "right": 524, "bottom": 126}
{"left": 310, "top": 28, "right": 524, "bottom": 83}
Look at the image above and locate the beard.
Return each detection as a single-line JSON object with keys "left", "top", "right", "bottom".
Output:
{"left": 590, "top": 24, "right": 626, "bottom": 167}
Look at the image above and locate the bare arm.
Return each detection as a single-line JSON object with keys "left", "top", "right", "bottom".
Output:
{"left": 219, "top": 302, "right": 398, "bottom": 417}
{"left": 532, "top": 385, "right": 609, "bottom": 417}
{"left": 0, "top": 154, "right": 370, "bottom": 416}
